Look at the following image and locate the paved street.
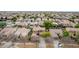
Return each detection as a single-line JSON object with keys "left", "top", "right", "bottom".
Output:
{"left": 2, "top": 41, "right": 13, "bottom": 48}
{"left": 38, "top": 37, "right": 46, "bottom": 48}
{"left": 53, "top": 40, "right": 61, "bottom": 48}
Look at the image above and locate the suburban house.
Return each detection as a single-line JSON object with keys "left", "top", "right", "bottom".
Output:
{"left": 6, "top": 20, "right": 15, "bottom": 27}
{"left": 16, "top": 17, "right": 23, "bottom": 22}
{"left": 15, "top": 22, "right": 28, "bottom": 27}
{"left": 33, "top": 26, "right": 45, "bottom": 33}
{"left": 66, "top": 28, "right": 79, "bottom": 37}
{"left": 27, "top": 21, "right": 39, "bottom": 27}
{"left": 31, "top": 26, "right": 45, "bottom": 42}
{"left": 74, "top": 19, "right": 79, "bottom": 24}
{"left": 59, "top": 20, "right": 75, "bottom": 27}
{"left": 14, "top": 28, "right": 30, "bottom": 40}
{"left": 31, "top": 33, "right": 39, "bottom": 42}
{"left": 50, "top": 29, "right": 63, "bottom": 39}
{"left": 0, "top": 28, "right": 17, "bottom": 38}
{"left": 36, "top": 18, "right": 42, "bottom": 22}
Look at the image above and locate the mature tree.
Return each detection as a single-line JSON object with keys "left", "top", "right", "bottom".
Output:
{"left": 69, "top": 15, "right": 79, "bottom": 23}
{"left": 12, "top": 17, "right": 17, "bottom": 22}
{"left": 0, "top": 21, "right": 6, "bottom": 28}
{"left": 76, "top": 15, "right": 79, "bottom": 18}
{"left": 30, "top": 16, "right": 37, "bottom": 21}
{"left": 69, "top": 16, "right": 76, "bottom": 23}
{"left": 71, "top": 16, "right": 76, "bottom": 19}
{"left": 22, "top": 14, "right": 26, "bottom": 19}
{"left": 16, "top": 15, "right": 20, "bottom": 19}
{"left": 63, "top": 29, "right": 69, "bottom": 37}
{"left": 1, "top": 17, "right": 3, "bottom": 19}
{"left": 75, "top": 23, "right": 79, "bottom": 28}
{"left": 75, "top": 33, "right": 79, "bottom": 44}
{"left": 43, "top": 20, "right": 53, "bottom": 31}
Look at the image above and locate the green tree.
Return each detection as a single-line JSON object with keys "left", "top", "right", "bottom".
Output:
{"left": 71, "top": 16, "right": 76, "bottom": 19}
{"left": 43, "top": 20, "right": 53, "bottom": 31}
{"left": 0, "top": 21, "right": 6, "bottom": 28}
{"left": 12, "top": 17, "right": 17, "bottom": 22}
{"left": 22, "top": 14, "right": 26, "bottom": 19}
{"left": 75, "top": 33, "right": 79, "bottom": 44}
{"left": 63, "top": 29, "right": 69, "bottom": 37}
{"left": 16, "top": 15, "right": 20, "bottom": 19}
{"left": 30, "top": 16, "right": 37, "bottom": 21}
{"left": 75, "top": 24, "right": 79, "bottom": 28}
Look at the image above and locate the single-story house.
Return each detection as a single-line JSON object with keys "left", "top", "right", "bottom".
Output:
{"left": 0, "top": 28, "right": 17, "bottom": 38}
{"left": 74, "top": 19, "right": 79, "bottom": 24}
{"left": 15, "top": 22, "right": 28, "bottom": 27}
{"left": 50, "top": 29, "right": 63, "bottom": 39}
{"left": 66, "top": 28, "right": 79, "bottom": 37}
{"left": 59, "top": 20, "right": 75, "bottom": 27}
{"left": 33, "top": 26, "right": 45, "bottom": 32}
{"left": 14, "top": 28, "right": 30, "bottom": 40}
{"left": 31, "top": 33, "right": 39, "bottom": 42}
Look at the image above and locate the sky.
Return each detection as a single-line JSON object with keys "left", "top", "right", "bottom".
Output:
{"left": 0, "top": 0, "right": 79, "bottom": 11}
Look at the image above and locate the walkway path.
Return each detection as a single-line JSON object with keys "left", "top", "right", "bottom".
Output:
{"left": 38, "top": 37, "right": 46, "bottom": 48}
{"left": 53, "top": 40, "right": 62, "bottom": 48}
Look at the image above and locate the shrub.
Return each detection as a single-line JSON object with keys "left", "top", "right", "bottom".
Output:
{"left": 63, "top": 30, "right": 69, "bottom": 37}
{"left": 12, "top": 17, "right": 17, "bottom": 22}
{"left": 40, "top": 32, "right": 51, "bottom": 38}
{"left": 0, "top": 21, "right": 6, "bottom": 28}
{"left": 75, "top": 24, "right": 79, "bottom": 28}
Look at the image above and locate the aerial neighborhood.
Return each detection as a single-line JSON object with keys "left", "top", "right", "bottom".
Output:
{"left": 0, "top": 11, "right": 79, "bottom": 48}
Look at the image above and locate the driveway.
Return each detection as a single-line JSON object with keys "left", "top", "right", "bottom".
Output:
{"left": 53, "top": 40, "right": 62, "bottom": 48}
{"left": 38, "top": 37, "right": 46, "bottom": 48}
